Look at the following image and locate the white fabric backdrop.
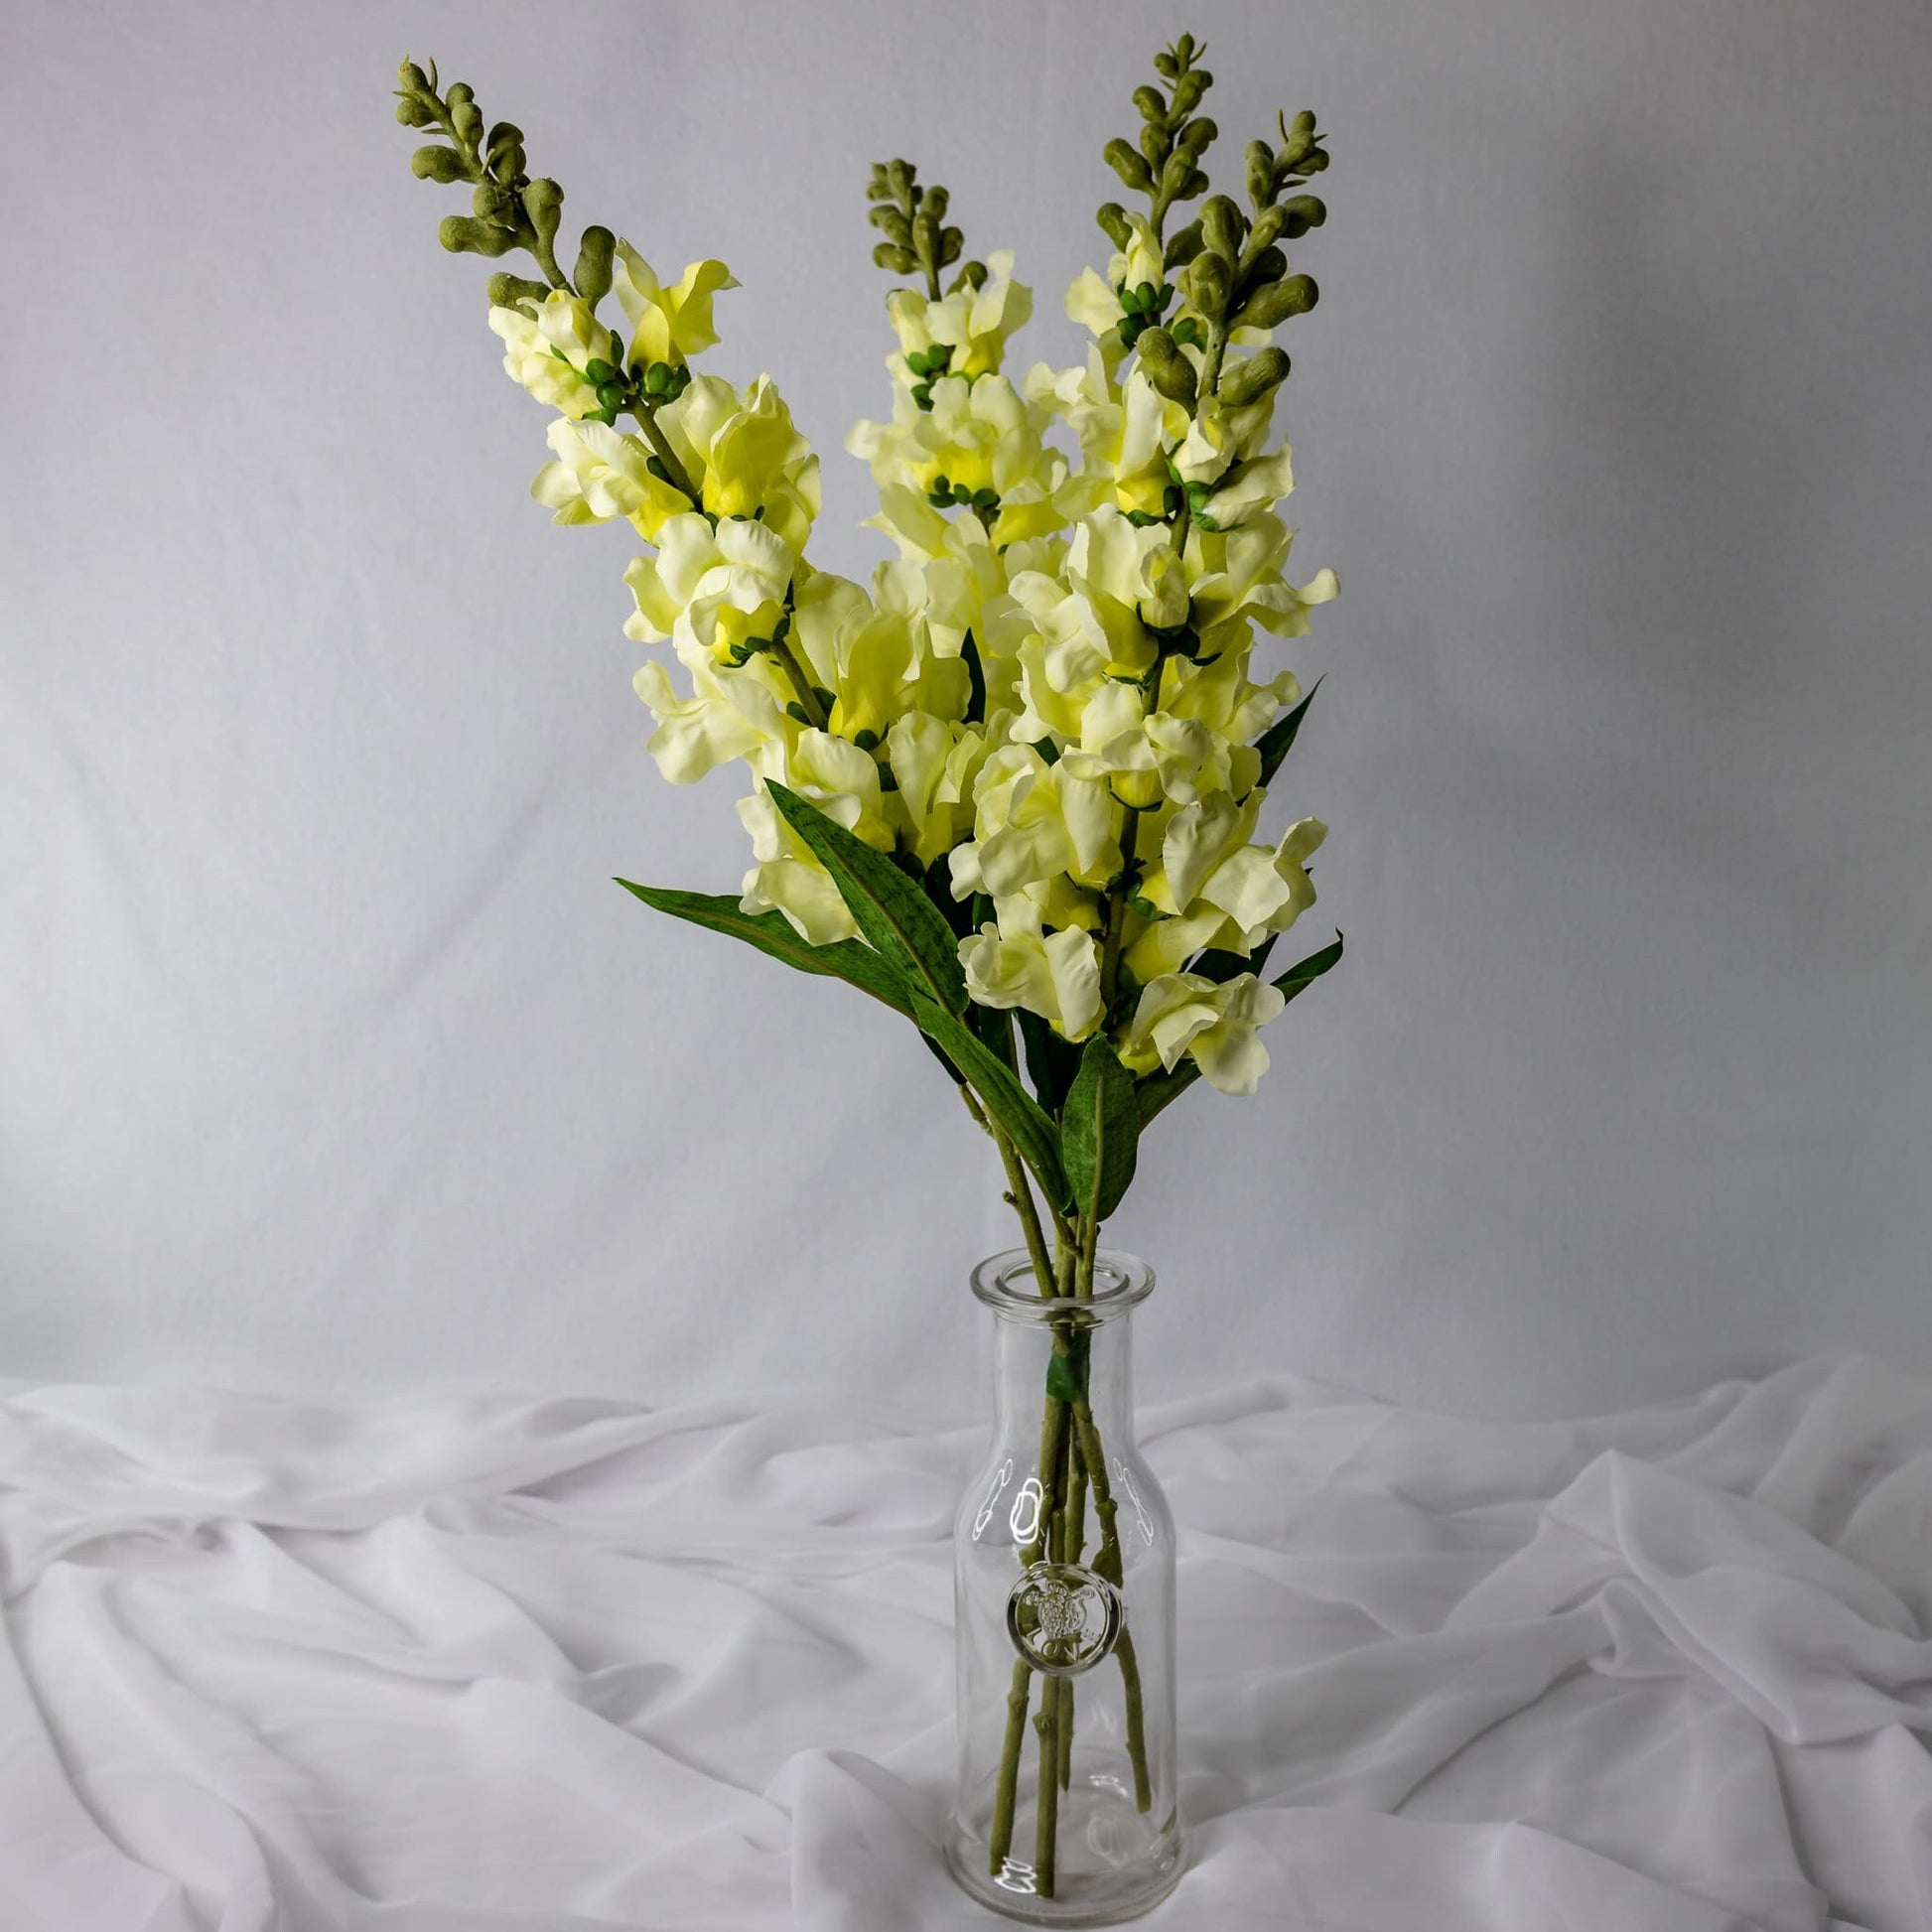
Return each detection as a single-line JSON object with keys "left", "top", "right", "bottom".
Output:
{"left": 3, "top": 0, "right": 1930, "bottom": 1414}
{"left": 5, "top": 1356, "right": 1930, "bottom": 1930}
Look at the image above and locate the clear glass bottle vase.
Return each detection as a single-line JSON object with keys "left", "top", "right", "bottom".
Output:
{"left": 946, "top": 1250, "right": 1184, "bottom": 1925}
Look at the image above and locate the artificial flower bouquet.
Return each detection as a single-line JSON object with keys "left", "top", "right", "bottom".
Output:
{"left": 394, "top": 33, "right": 1341, "bottom": 1917}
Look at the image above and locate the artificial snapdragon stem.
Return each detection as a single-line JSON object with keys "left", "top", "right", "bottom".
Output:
{"left": 767, "top": 634, "right": 830, "bottom": 732}
{"left": 1071, "top": 1399, "right": 1153, "bottom": 1811}
{"left": 626, "top": 398, "right": 703, "bottom": 509}
{"left": 1097, "top": 803, "right": 1143, "bottom": 1022}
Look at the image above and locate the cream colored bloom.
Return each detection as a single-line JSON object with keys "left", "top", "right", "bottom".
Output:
{"left": 612, "top": 246, "right": 737, "bottom": 368}
{"left": 623, "top": 511, "right": 794, "bottom": 663}
{"left": 530, "top": 417, "right": 692, "bottom": 538}
{"left": 847, "top": 373, "right": 1064, "bottom": 527}
{"left": 950, "top": 743, "right": 1119, "bottom": 897}
{"left": 660, "top": 374, "right": 821, "bottom": 554}
{"left": 887, "top": 250, "right": 1033, "bottom": 381}
{"left": 488, "top": 293, "right": 617, "bottom": 420}
{"left": 1117, "top": 970, "right": 1287, "bottom": 1094}
{"left": 961, "top": 920, "right": 1103, "bottom": 1040}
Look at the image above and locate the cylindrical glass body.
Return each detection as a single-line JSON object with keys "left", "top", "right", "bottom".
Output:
{"left": 946, "top": 1250, "right": 1184, "bottom": 1925}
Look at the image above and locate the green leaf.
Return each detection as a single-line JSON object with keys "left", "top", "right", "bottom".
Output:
{"left": 1137, "top": 930, "right": 1345, "bottom": 1130}
{"left": 765, "top": 782, "right": 967, "bottom": 1016}
{"left": 614, "top": 882, "right": 916, "bottom": 1019}
{"left": 1189, "top": 933, "right": 1277, "bottom": 986}
{"left": 1252, "top": 673, "right": 1324, "bottom": 788}
{"left": 1061, "top": 1035, "right": 1141, "bottom": 1224}
{"left": 1017, "top": 1010, "right": 1081, "bottom": 1117}
{"left": 911, "top": 991, "right": 1071, "bottom": 1211}
{"left": 1045, "top": 1345, "right": 1088, "bottom": 1404}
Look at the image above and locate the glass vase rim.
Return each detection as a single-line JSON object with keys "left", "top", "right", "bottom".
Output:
{"left": 970, "top": 1247, "right": 1156, "bottom": 1321}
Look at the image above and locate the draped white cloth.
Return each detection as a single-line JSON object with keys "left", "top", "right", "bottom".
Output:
{"left": 3, "top": 1357, "right": 1928, "bottom": 1931}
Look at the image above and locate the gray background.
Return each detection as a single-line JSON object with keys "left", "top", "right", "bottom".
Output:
{"left": 3, "top": 0, "right": 1927, "bottom": 1417}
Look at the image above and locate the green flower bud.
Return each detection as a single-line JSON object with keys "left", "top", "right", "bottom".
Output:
{"left": 1217, "top": 345, "right": 1290, "bottom": 406}
{"left": 1240, "top": 245, "right": 1288, "bottom": 299}
{"left": 595, "top": 380, "right": 623, "bottom": 412}
{"left": 1171, "top": 316, "right": 1203, "bottom": 348}
{"left": 522, "top": 177, "right": 563, "bottom": 246}
{"left": 397, "top": 59, "right": 431, "bottom": 93}
{"left": 923, "top": 184, "right": 949, "bottom": 220}
{"left": 1182, "top": 249, "right": 1232, "bottom": 321}
{"left": 868, "top": 202, "right": 912, "bottom": 241}
{"left": 410, "top": 144, "right": 469, "bottom": 184}
{"left": 395, "top": 97, "right": 435, "bottom": 129}
{"left": 1236, "top": 272, "right": 1317, "bottom": 328}
{"left": 873, "top": 242, "right": 916, "bottom": 274}
{"left": 885, "top": 158, "right": 913, "bottom": 203}
{"left": 1135, "top": 326, "right": 1198, "bottom": 410}
{"left": 1246, "top": 204, "right": 1287, "bottom": 255}
{"left": 485, "top": 121, "right": 523, "bottom": 168}
{"left": 1103, "top": 137, "right": 1154, "bottom": 196}
{"left": 1171, "top": 69, "right": 1209, "bottom": 115}
{"left": 574, "top": 225, "right": 615, "bottom": 305}
{"left": 1245, "top": 139, "right": 1276, "bottom": 208}
{"left": 439, "top": 214, "right": 515, "bottom": 257}
{"left": 854, "top": 729, "right": 881, "bottom": 752}
{"left": 1176, "top": 116, "right": 1217, "bottom": 159}
{"left": 1164, "top": 217, "right": 1204, "bottom": 270}
{"left": 643, "top": 361, "right": 672, "bottom": 396}
{"left": 485, "top": 271, "right": 549, "bottom": 313}
{"left": 1201, "top": 195, "right": 1246, "bottom": 262}
{"left": 1281, "top": 193, "right": 1326, "bottom": 234}
{"left": 1133, "top": 84, "right": 1166, "bottom": 123}
{"left": 940, "top": 227, "right": 964, "bottom": 265}
{"left": 585, "top": 358, "right": 614, "bottom": 384}
{"left": 950, "top": 259, "right": 988, "bottom": 293}
{"left": 1139, "top": 122, "right": 1170, "bottom": 170}
{"left": 472, "top": 181, "right": 514, "bottom": 220}
{"left": 1096, "top": 203, "right": 1133, "bottom": 251}
{"left": 1278, "top": 109, "right": 1319, "bottom": 171}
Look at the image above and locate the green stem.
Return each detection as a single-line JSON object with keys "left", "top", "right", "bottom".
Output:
{"left": 1070, "top": 1400, "right": 1154, "bottom": 1812}
{"left": 988, "top": 1657, "right": 1033, "bottom": 1874}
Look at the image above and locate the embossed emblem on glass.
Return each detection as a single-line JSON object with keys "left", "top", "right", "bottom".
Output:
{"left": 1005, "top": 1562, "right": 1123, "bottom": 1676}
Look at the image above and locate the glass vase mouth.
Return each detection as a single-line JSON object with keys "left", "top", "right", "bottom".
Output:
{"left": 971, "top": 1248, "right": 1156, "bottom": 1322}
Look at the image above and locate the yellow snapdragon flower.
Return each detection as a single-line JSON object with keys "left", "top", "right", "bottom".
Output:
{"left": 488, "top": 292, "right": 618, "bottom": 419}
{"left": 531, "top": 417, "right": 694, "bottom": 539}
{"left": 961, "top": 914, "right": 1103, "bottom": 1041}
{"left": 612, "top": 245, "right": 738, "bottom": 368}
{"left": 949, "top": 743, "right": 1120, "bottom": 898}
{"left": 655, "top": 374, "right": 822, "bottom": 555}
{"left": 886, "top": 250, "right": 1033, "bottom": 381}
{"left": 1117, "top": 970, "right": 1287, "bottom": 1095}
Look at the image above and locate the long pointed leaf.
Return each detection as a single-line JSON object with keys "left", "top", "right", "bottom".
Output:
{"left": 766, "top": 782, "right": 968, "bottom": 1015}
{"left": 1136, "top": 930, "right": 1345, "bottom": 1131}
{"left": 1252, "top": 673, "right": 1324, "bottom": 789}
{"left": 616, "top": 881, "right": 916, "bottom": 1017}
{"left": 1061, "top": 1035, "right": 1140, "bottom": 1224}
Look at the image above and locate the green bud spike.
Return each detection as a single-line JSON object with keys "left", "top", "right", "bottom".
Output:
{"left": 485, "top": 271, "right": 550, "bottom": 313}
{"left": 574, "top": 226, "right": 615, "bottom": 305}
{"left": 1217, "top": 345, "right": 1291, "bottom": 406}
{"left": 1201, "top": 194, "right": 1246, "bottom": 262}
{"left": 1097, "top": 203, "right": 1133, "bottom": 251}
{"left": 1245, "top": 140, "right": 1276, "bottom": 209}
{"left": 1181, "top": 249, "right": 1232, "bottom": 321}
{"left": 1103, "top": 138, "right": 1155, "bottom": 196}
{"left": 439, "top": 214, "right": 516, "bottom": 257}
{"left": 410, "top": 144, "right": 469, "bottom": 185}
{"left": 522, "top": 177, "right": 563, "bottom": 245}
{"left": 1135, "top": 327, "right": 1198, "bottom": 410}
